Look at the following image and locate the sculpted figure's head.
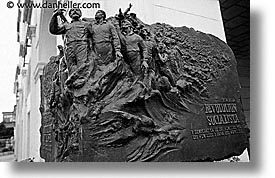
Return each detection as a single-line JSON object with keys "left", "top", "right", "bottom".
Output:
{"left": 140, "top": 28, "right": 150, "bottom": 39}
{"left": 69, "top": 8, "right": 82, "bottom": 20}
{"left": 158, "top": 43, "right": 166, "bottom": 53}
{"left": 95, "top": 10, "right": 106, "bottom": 20}
{"left": 121, "top": 20, "right": 132, "bottom": 33}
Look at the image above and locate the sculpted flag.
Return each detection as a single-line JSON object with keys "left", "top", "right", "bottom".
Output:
{"left": 40, "top": 14, "right": 249, "bottom": 162}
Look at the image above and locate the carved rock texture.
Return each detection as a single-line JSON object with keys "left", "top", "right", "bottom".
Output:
{"left": 40, "top": 21, "right": 249, "bottom": 162}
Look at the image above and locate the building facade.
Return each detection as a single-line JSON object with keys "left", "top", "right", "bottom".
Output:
{"left": 14, "top": 0, "right": 249, "bottom": 161}
{"left": 14, "top": 0, "right": 57, "bottom": 161}
{"left": 1, "top": 107, "right": 16, "bottom": 152}
{"left": 2, "top": 109, "right": 16, "bottom": 128}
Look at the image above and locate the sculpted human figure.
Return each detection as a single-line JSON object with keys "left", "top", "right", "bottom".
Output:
{"left": 49, "top": 45, "right": 65, "bottom": 108}
{"left": 91, "top": 10, "right": 123, "bottom": 64}
{"left": 163, "top": 38, "right": 180, "bottom": 76}
{"left": 156, "top": 42, "right": 176, "bottom": 89}
{"left": 119, "top": 20, "right": 148, "bottom": 77}
{"left": 58, "top": 54, "right": 69, "bottom": 94}
{"left": 49, "top": 8, "right": 93, "bottom": 74}
{"left": 140, "top": 28, "right": 158, "bottom": 89}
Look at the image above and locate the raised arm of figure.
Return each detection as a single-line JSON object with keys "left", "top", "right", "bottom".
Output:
{"left": 49, "top": 10, "right": 67, "bottom": 35}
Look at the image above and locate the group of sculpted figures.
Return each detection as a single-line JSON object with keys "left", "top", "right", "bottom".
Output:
{"left": 46, "top": 4, "right": 191, "bottom": 161}
{"left": 41, "top": 3, "right": 249, "bottom": 162}
{"left": 45, "top": 4, "right": 231, "bottom": 161}
{"left": 49, "top": 4, "right": 184, "bottom": 109}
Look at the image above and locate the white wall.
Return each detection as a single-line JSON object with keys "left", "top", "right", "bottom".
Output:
{"left": 27, "top": 0, "right": 57, "bottom": 162}
{"left": 15, "top": 0, "right": 57, "bottom": 162}
{"left": 14, "top": 67, "right": 28, "bottom": 161}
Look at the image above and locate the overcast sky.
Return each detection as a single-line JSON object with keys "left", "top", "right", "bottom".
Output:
{"left": 0, "top": 1, "right": 18, "bottom": 122}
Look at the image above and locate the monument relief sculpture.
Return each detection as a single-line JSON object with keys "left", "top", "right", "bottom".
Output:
{"left": 40, "top": 5, "right": 249, "bottom": 162}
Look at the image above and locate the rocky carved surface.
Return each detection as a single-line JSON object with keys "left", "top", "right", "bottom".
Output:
{"left": 40, "top": 15, "right": 249, "bottom": 162}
